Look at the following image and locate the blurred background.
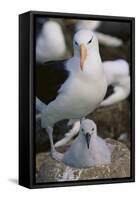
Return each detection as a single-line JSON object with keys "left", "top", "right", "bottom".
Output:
{"left": 35, "top": 17, "right": 131, "bottom": 157}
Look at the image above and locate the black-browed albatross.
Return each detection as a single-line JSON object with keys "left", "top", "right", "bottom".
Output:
{"left": 36, "top": 30, "right": 107, "bottom": 161}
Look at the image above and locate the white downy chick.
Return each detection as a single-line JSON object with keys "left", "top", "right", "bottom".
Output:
{"left": 63, "top": 119, "right": 112, "bottom": 168}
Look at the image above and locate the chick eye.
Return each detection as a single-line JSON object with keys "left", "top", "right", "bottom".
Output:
{"left": 92, "top": 128, "right": 94, "bottom": 131}
{"left": 81, "top": 128, "right": 84, "bottom": 132}
{"left": 75, "top": 41, "right": 78, "bottom": 46}
{"left": 88, "top": 37, "right": 93, "bottom": 44}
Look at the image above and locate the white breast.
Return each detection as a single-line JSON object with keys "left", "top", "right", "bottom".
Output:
{"left": 43, "top": 72, "right": 107, "bottom": 126}
{"left": 42, "top": 57, "right": 107, "bottom": 127}
{"left": 63, "top": 134, "right": 111, "bottom": 168}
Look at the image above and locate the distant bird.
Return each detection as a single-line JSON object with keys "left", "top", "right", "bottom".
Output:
{"left": 100, "top": 59, "right": 130, "bottom": 107}
{"left": 36, "top": 21, "right": 66, "bottom": 63}
{"left": 62, "top": 119, "right": 112, "bottom": 168}
{"left": 76, "top": 20, "right": 123, "bottom": 47}
{"left": 97, "top": 21, "right": 131, "bottom": 41}
{"left": 36, "top": 30, "right": 107, "bottom": 161}
{"left": 76, "top": 20, "right": 101, "bottom": 31}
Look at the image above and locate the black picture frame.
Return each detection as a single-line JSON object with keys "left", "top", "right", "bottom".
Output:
{"left": 19, "top": 10, "right": 135, "bottom": 189}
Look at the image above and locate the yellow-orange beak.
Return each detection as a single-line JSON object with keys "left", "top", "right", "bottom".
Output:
{"left": 80, "top": 43, "right": 87, "bottom": 71}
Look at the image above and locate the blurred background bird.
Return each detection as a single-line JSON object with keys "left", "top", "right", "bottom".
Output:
{"left": 36, "top": 20, "right": 66, "bottom": 63}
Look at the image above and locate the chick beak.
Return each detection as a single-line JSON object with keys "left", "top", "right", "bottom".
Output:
{"left": 85, "top": 133, "right": 91, "bottom": 149}
{"left": 80, "top": 43, "right": 87, "bottom": 71}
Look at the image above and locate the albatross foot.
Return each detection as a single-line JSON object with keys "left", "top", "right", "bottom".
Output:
{"left": 51, "top": 150, "right": 64, "bottom": 162}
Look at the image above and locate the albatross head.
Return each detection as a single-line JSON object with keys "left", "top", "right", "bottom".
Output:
{"left": 80, "top": 119, "right": 97, "bottom": 149}
{"left": 73, "top": 30, "right": 99, "bottom": 71}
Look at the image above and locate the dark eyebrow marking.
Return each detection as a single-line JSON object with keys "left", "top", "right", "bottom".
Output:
{"left": 75, "top": 41, "right": 78, "bottom": 46}
{"left": 88, "top": 36, "right": 93, "bottom": 44}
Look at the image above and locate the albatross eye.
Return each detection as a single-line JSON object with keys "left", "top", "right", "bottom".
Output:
{"left": 92, "top": 128, "right": 94, "bottom": 131}
{"left": 81, "top": 128, "right": 84, "bottom": 132}
{"left": 75, "top": 41, "right": 78, "bottom": 46}
{"left": 88, "top": 37, "right": 93, "bottom": 44}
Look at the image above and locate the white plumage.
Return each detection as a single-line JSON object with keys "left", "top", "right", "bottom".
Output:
{"left": 63, "top": 119, "right": 112, "bottom": 168}
{"left": 36, "top": 21, "right": 66, "bottom": 63}
{"left": 41, "top": 31, "right": 107, "bottom": 127}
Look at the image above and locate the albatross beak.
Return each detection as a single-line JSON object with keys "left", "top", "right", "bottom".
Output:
{"left": 85, "top": 133, "right": 91, "bottom": 149}
{"left": 80, "top": 43, "right": 87, "bottom": 71}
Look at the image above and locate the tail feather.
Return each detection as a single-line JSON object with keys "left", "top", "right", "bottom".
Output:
{"left": 36, "top": 97, "right": 47, "bottom": 112}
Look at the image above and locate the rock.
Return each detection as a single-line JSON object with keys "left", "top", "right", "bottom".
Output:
{"left": 118, "top": 133, "right": 128, "bottom": 141}
{"left": 36, "top": 139, "right": 130, "bottom": 183}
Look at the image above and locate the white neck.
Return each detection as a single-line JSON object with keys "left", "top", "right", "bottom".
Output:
{"left": 83, "top": 53, "right": 104, "bottom": 78}
{"left": 66, "top": 48, "right": 105, "bottom": 80}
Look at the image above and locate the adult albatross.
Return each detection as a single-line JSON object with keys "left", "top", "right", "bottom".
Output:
{"left": 36, "top": 30, "right": 107, "bottom": 161}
